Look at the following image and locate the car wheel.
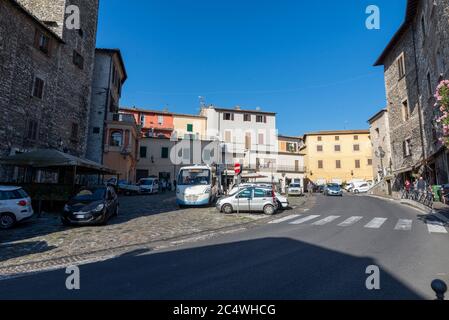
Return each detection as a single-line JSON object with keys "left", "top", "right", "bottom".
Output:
{"left": 354, "top": 190, "right": 359, "bottom": 194}
{"left": 222, "top": 204, "right": 233, "bottom": 214}
{"left": 0, "top": 213, "right": 16, "bottom": 229}
{"left": 264, "top": 204, "right": 276, "bottom": 215}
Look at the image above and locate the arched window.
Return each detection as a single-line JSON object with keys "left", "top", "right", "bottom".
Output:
{"left": 110, "top": 131, "right": 123, "bottom": 147}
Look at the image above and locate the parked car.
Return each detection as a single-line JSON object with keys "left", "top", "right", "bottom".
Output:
{"left": 217, "top": 187, "right": 277, "bottom": 215}
{"left": 138, "top": 178, "right": 159, "bottom": 194}
{"left": 324, "top": 184, "right": 343, "bottom": 197}
{"left": 117, "top": 180, "right": 141, "bottom": 195}
{"left": 288, "top": 183, "right": 303, "bottom": 196}
{"left": 228, "top": 183, "right": 288, "bottom": 210}
{"left": 0, "top": 186, "right": 34, "bottom": 229}
{"left": 352, "top": 183, "right": 370, "bottom": 194}
{"left": 62, "top": 186, "right": 119, "bottom": 226}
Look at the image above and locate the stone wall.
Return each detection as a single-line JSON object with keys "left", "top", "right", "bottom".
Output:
{"left": 0, "top": 0, "right": 99, "bottom": 158}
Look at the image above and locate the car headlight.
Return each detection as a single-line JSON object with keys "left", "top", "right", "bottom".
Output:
{"left": 94, "top": 204, "right": 105, "bottom": 212}
{"left": 204, "top": 188, "right": 211, "bottom": 194}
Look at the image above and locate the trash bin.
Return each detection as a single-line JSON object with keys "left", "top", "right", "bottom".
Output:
{"left": 432, "top": 185, "right": 442, "bottom": 202}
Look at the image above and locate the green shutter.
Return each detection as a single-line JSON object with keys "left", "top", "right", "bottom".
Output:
{"left": 187, "top": 124, "right": 193, "bottom": 132}
{"left": 161, "top": 147, "right": 169, "bottom": 159}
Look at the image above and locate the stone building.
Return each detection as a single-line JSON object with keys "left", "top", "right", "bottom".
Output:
{"left": 368, "top": 109, "right": 392, "bottom": 182}
{"left": 86, "top": 48, "right": 128, "bottom": 164}
{"left": 276, "top": 135, "right": 306, "bottom": 192}
{"left": 0, "top": 0, "right": 99, "bottom": 158}
{"left": 368, "top": 109, "right": 393, "bottom": 196}
{"left": 374, "top": 0, "right": 449, "bottom": 189}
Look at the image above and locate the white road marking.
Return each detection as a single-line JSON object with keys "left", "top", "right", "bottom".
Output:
{"left": 312, "top": 216, "right": 341, "bottom": 226}
{"left": 290, "top": 215, "right": 320, "bottom": 225}
{"left": 364, "top": 218, "right": 388, "bottom": 229}
{"left": 338, "top": 216, "right": 363, "bottom": 227}
{"left": 269, "top": 214, "right": 302, "bottom": 224}
{"left": 426, "top": 221, "right": 448, "bottom": 234}
{"left": 394, "top": 219, "right": 413, "bottom": 231}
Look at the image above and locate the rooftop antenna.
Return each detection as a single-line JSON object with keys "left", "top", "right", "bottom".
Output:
{"left": 199, "top": 96, "right": 206, "bottom": 109}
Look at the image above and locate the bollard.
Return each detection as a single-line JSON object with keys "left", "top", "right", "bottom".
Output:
{"left": 431, "top": 279, "right": 447, "bottom": 300}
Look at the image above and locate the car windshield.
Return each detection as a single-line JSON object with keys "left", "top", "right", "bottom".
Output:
{"left": 178, "top": 169, "right": 210, "bottom": 186}
{"left": 73, "top": 188, "right": 105, "bottom": 202}
{"left": 140, "top": 180, "right": 155, "bottom": 186}
{"left": 328, "top": 185, "right": 341, "bottom": 190}
{"left": 290, "top": 184, "right": 301, "bottom": 188}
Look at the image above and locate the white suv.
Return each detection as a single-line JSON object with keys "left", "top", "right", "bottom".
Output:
{"left": 0, "top": 186, "right": 34, "bottom": 229}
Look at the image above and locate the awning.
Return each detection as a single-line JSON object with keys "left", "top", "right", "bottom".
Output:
{"left": 0, "top": 149, "right": 116, "bottom": 175}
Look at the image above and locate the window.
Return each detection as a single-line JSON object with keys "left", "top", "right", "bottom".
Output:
{"left": 93, "top": 127, "right": 100, "bottom": 134}
{"left": 245, "top": 132, "right": 251, "bottom": 150}
{"left": 286, "top": 142, "right": 297, "bottom": 153}
{"left": 355, "top": 160, "right": 361, "bottom": 169}
{"left": 140, "top": 115, "right": 145, "bottom": 127}
{"left": 140, "top": 146, "right": 147, "bottom": 158}
{"left": 27, "top": 120, "right": 38, "bottom": 140}
{"left": 258, "top": 133, "right": 264, "bottom": 145}
{"left": 403, "top": 139, "right": 412, "bottom": 157}
{"left": 398, "top": 54, "right": 406, "bottom": 79}
{"left": 421, "top": 16, "right": 426, "bottom": 36}
{"left": 224, "top": 131, "right": 232, "bottom": 143}
{"left": 335, "top": 136, "right": 340, "bottom": 141}
{"left": 402, "top": 99, "right": 410, "bottom": 121}
{"left": 368, "top": 159, "right": 373, "bottom": 166}
{"left": 353, "top": 144, "right": 360, "bottom": 151}
{"left": 317, "top": 136, "right": 322, "bottom": 141}
{"left": 318, "top": 160, "right": 324, "bottom": 169}
{"left": 238, "top": 189, "right": 252, "bottom": 199}
{"left": 161, "top": 147, "right": 169, "bottom": 159}
{"left": 317, "top": 145, "right": 323, "bottom": 152}
{"left": 336, "top": 160, "right": 341, "bottom": 169}
{"left": 71, "top": 123, "right": 79, "bottom": 141}
{"left": 354, "top": 135, "right": 359, "bottom": 140}
{"left": 34, "top": 30, "right": 51, "bottom": 55}
{"left": 244, "top": 114, "right": 251, "bottom": 122}
{"left": 110, "top": 131, "right": 123, "bottom": 146}
{"left": 32, "top": 77, "right": 44, "bottom": 99}
{"left": 375, "top": 128, "right": 380, "bottom": 137}
{"left": 73, "top": 50, "right": 84, "bottom": 69}
{"left": 187, "top": 124, "right": 193, "bottom": 132}
{"left": 334, "top": 145, "right": 341, "bottom": 152}
{"left": 158, "top": 115, "right": 164, "bottom": 125}
{"left": 254, "top": 189, "right": 271, "bottom": 198}
{"left": 256, "top": 115, "right": 267, "bottom": 123}
{"left": 427, "top": 73, "right": 433, "bottom": 96}
{"left": 223, "top": 113, "right": 234, "bottom": 121}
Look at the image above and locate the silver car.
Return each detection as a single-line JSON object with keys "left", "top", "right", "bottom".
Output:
{"left": 216, "top": 187, "right": 277, "bottom": 215}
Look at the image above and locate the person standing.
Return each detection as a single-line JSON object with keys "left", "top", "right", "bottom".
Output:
{"left": 307, "top": 181, "right": 314, "bottom": 195}
{"left": 405, "top": 179, "right": 411, "bottom": 193}
{"left": 417, "top": 176, "right": 427, "bottom": 193}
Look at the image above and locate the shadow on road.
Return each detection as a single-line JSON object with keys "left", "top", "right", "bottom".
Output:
{"left": 0, "top": 237, "right": 424, "bottom": 300}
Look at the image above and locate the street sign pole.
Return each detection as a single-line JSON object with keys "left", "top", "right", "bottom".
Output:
{"left": 235, "top": 163, "right": 241, "bottom": 214}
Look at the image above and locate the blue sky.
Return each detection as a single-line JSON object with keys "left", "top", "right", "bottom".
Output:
{"left": 96, "top": 0, "right": 406, "bottom": 136}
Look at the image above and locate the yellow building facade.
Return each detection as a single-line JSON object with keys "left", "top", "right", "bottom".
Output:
{"left": 304, "top": 130, "right": 374, "bottom": 185}
{"left": 173, "top": 113, "right": 207, "bottom": 140}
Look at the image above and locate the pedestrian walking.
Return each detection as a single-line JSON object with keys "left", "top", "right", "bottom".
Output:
{"left": 405, "top": 179, "right": 411, "bottom": 193}
{"left": 307, "top": 181, "right": 314, "bottom": 196}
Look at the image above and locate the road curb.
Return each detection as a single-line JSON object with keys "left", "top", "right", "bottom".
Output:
{"left": 363, "top": 194, "right": 432, "bottom": 214}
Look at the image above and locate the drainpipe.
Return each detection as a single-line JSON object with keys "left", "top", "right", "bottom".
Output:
{"left": 411, "top": 23, "right": 427, "bottom": 169}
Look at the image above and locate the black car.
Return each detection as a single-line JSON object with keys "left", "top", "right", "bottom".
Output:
{"left": 62, "top": 186, "right": 119, "bottom": 226}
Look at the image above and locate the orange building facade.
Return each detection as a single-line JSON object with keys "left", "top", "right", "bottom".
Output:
{"left": 120, "top": 107, "right": 174, "bottom": 138}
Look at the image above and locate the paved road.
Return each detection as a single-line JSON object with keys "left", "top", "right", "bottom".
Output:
{"left": 1, "top": 194, "right": 449, "bottom": 299}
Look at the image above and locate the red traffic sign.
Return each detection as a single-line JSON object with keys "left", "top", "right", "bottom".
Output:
{"left": 234, "top": 163, "right": 242, "bottom": 175}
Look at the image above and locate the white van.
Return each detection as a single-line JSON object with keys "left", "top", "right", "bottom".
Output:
{"left": 138, "top": 178, "right": 159, "bottom": 194}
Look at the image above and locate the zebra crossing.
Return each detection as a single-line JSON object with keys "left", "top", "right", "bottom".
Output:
{"left": 269, "top": 213, "right": 449, "bottom": 234}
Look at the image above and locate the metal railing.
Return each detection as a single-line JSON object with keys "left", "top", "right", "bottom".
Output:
{"left": 400, "top": 189, "right": 434, "bottom": 208}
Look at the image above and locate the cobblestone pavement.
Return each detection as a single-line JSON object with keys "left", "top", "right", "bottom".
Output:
{"left": 0, "top": 193, "right": 311, "bottom": 277}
